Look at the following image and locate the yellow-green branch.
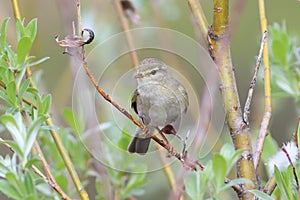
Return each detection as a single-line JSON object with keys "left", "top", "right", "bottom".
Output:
{"left": 253, "top": 0, "right": 272, "bottom": 170}
{"left": 210, "top": 0, "right": 256, "bottom": 198}
{"left": 188, "top": 0, "right": 208, "bottom": 46}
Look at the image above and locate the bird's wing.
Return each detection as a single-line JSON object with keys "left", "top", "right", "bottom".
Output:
{"left": 131, "top": 89, "right": 139, "bottom": 114}
{"left": 178, "top": 84, "right": 189, "bottom": 113}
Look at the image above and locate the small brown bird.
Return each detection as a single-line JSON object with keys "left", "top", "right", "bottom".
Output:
{"left": 128, "top": 58, "right": 189, "bottom": 154}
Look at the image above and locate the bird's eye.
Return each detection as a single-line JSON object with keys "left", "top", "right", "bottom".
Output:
{"left": 150, "top": 70, "right": 157, "bottom": 75}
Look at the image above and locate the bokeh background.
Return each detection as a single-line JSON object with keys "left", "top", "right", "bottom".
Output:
{"left": 0, "top": 0, "right": 300, "bottom": 199}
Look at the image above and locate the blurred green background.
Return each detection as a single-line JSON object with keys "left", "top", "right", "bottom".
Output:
{"left": 1, "top": 0, "right": 300, "bottom": 199}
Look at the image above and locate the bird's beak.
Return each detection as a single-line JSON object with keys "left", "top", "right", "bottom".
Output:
{"left": 134, "top": 73, "right": 144, "bottom": 78}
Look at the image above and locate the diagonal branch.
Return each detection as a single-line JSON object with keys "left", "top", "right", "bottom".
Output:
{"left": 243, "top": 30, "right": 268, "bottom": 125}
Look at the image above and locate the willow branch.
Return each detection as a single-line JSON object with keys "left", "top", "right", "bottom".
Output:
{"left": 187, "top": 0, "right": 208, "bottom": 46}
{"left": 263, "top": 175, "right": 276, "bottom": 195}
{"left": 210, "top": 0, "right": 256, "bottom": 198}
{"left": 10, "top": 1, "right": 89, "bottom": 199}
{"left": 111, "top": 0, "right": 139, "bottom": 67}
{"left": 253, "top": 0, "right": 272, "bottom": 170}
{"left": 0, "top": 136, "right": 71, "bottom": 200}
{"left": 243, "top": 30, "right": 268, "bottom": 124}
{"left": 33, "top": 141, "right": 71, "bottom": 200}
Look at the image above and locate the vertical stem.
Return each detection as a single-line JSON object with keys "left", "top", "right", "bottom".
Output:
{"left": 187, "top": 0, "right": 208, "bottom": 46}
{"left": 210, "top": 0, "right": 256, "bottom": 198}
{"left": 253, "top": 0, "right": 272, "bottom": 169}
{"left": 111, "top": 0, "right": 139, "bottom": 68}
{"left": 11, "top": 0, "right": 21, "bottom": 20}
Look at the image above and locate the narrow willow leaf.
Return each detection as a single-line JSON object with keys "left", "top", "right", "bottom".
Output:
{"left": 17, "top": 37, "right": 32, "bottom": 64}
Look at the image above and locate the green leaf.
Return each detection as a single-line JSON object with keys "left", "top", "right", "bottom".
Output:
{"left": 274, "top": 166, "right": 294, "bottom": 199}
{"left": 16, "top": 19, "right": 24, "bottom": 41}
{"left": 0, "top": 140, "right": 24, "bottom": 160}
{"left": 6, "top": 172, "right": 24, "bottom": 195}
{"left": 17, "top": 37, "right": 32, "bottom": 64}
{"left": 219, "top": 178, "right": 252, "bottom": 192}
{"left": 62, "top": 108, "right": 83, "bottom": 134}
{"left": 41, "top": 94, "right": 51, "bottom": 115}
{"left": 26, "top": 87, "right": 39, "bottom": 96}
{"left": 6, "top": 81, "right": 17, "bottom": 106}
{"left": 122, "top": 173, "right": 147, "bottom": 198}
{"left": 261, "top": 135, "right": 278, "bottom": 166}
{"left": 24, "top": 19, "right": 37, "bottom": 42}
{"left": 249, "top": 190, "right": 274, "bottom": 200}
{"left": 0, "top": 18, "right": 9, "bottom": 50}
{"left": 272, "top": 39, "right": 288, "bottom": 66}
{"left": 24, "top": 172, "right": 36, "bottom": 198}
{"left": 17, "top": 78, "right": 30, "bottom": 102}
{"left": 55, "top": 174, "right": 68, "bottom": 192}
{"left": 212, "top": 154, "right": 227, "bottom": 191}
{"left": 24, "top": 158, "right": 40, "bottom": 168}
{"left": 0, "top": 179, "right": 22, "bottom": 199}
{"left": 29, "top": 57, "right": 50, "bottom": 67}
{"left": 0, "top": 161, "right": 10, "bottom": 178}
{"left": 219, "top": 143, "right": 243, "bottom": 175}
{"left": 0, "top": 113, "right": 25, "bottom": 150}
{"left": 184, "top": 171, "right": 202, "bottom": 200}
{"left": 118, "top": 129, "right": 132, "bottom": 151}
{"left": 0, "top": 89, "right": 10, "bottom": 104}
{"left": 24, "top": 115, "right": 47, "bottom": 162}
{"left": 5, "top": 44, "right": 17, "bottom": 68}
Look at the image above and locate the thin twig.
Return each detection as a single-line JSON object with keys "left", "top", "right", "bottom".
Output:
{"left": 21, "top": 104, "right": 71, "bottom": 200}
{"left": 76, "top": 0, "right": 82, "bottom": 35}
{"left": 10, "top": 1, "right": 89, "bottom": 199}
{"left": 263, "top": 175, "right": 276, "bottom": 195}
{"left": 111, "top": 0, "right": 139, "bottom": 68}
{"left": 187, "top": 0, "right": 208, "bottom": 46}
{"left": 33, "top": 141, "right": 71, "bottom": 200}
{"left": 243, "top": 30, "right": 268, "bottom": 125}
{"left": 253, "top": 0, "right": 272, "bottom": 170}
{"left": 225, "top": 178, "right": 244, "bottom": 196}
{"left": 281, "top": 146, "right": 299, "bottom": 190}
{"left": 0, "top": 136, "right": 71, "bottom": 200}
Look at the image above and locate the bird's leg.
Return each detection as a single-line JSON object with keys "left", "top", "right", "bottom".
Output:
{"left": 161, "top": 124, "right": 183, "bottom": 141}
{"left": 155, "top": 127, "right": 178, "bottom": 157}
{"left": 142, "top": 126, "right": 150, "bottom": 138}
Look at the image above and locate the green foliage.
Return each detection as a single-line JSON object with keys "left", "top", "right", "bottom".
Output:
{"left": 273, "top": 166, "right": 298, "bottom": 200}
{"left": 269, "top": 23, "right": 300, "bottom": 106}
{"left": 0, "top": 18, "right": 56, "bottom": 199}
{"left": 184, "top": 144, "right": 252, "bottom": 200}
{"left": 249, "top": 190, "right": 274, "bottom": 200}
